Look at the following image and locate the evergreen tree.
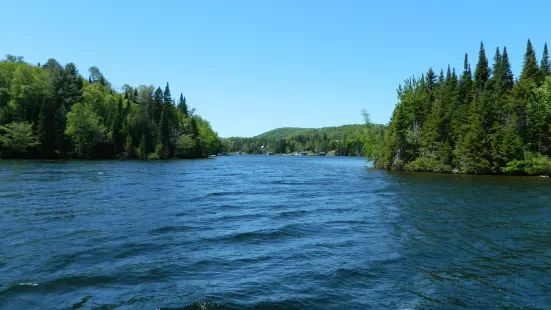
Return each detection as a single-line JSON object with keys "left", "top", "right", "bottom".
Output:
{"left": 540, "top": 43, "right": 550, "bottom": 77}
{"left": 491, "top": 47, "right": 502, "bottom": 91}
{"left": 163, "top": 82, "right": 172, "bottom": 105}
{"left": 153, "top": 87, "right": 163, "bottom": 125}
{"left": 177, "top": 93, "right": 188, "bottom": 116}
{"left": 365, "top": 40, "right": 551, "bottom": 175}
{"left": 459, "top": 53, "right": 473, "bottom": 104}
{"left": 500, "top": 47, "right": 514, "bottom": 92}
{"left": 474, "top": 42, "right": 490, "bottom": 92}
{"left": 133, "top": 89, "right": 138, "bottom": 101}
{"left": 520, "top": 39, "right": 539, "bottom": 82}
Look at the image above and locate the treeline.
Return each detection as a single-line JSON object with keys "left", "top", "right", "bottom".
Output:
{"left": 366, "top": 40, "right": 551, "bottom": 175}
{"left": 0, "top": 55, "right": 222, "bottom": 159}
{"left": 224, "top": 125, "right": 372, "bottom": 155}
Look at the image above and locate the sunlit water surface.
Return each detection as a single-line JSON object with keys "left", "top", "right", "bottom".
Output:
{"left": 1, "top": 156, "right": 550, "bottom": 309}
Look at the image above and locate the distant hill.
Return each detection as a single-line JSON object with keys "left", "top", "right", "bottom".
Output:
{"left": 223, "top": 124, "right": 374, "bottom": 156}
{"left": 254, "top": 124, "right": 365, "bottom": 140}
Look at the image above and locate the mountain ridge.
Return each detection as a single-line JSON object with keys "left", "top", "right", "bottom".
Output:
{"left": 225, "top": 124, "right": 368, "bottom": 140}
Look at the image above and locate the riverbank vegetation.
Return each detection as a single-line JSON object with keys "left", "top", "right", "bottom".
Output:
{"left": 365, "top": 40, "right": 551, "bottom": 176}
{"left": 0, "top": 55, "right": 222, "bottom": 159}
{"left": 223, "top": 125, "right": 382, "bottom": 156}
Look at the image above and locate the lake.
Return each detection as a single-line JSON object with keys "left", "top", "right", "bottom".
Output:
{"left": 1, "top": 156, "right": 550, "bottom": 309}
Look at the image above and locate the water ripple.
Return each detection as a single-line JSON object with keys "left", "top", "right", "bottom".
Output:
{"left": 1, "top": 157, "right": 551, "bottom": 309}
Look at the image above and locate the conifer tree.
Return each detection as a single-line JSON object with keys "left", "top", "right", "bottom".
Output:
{"left": 540, "top": 43, "right": 550, "bottom": 77}
{"left": 177, "top": 93, "right": 188, "bottom": 116}
{"left": 459, "top": 53, "right": 473, "bottom": 104}
{"left": 520, "top": 39, "right": 539, "bottom": 82}
{"left": 491, "top": 47, "right": 502, "bottom": 91}
{"left": 163, "top": 82, "right": 172, "bottom": 105}
{"left": 500, "top": 47, "right": 514, "bottom": 92}
{"left": 153, "top": 87, "right": 163, "bottom": 124}
{"left": 474, "top": 42, "right": 490, "bottom": 92}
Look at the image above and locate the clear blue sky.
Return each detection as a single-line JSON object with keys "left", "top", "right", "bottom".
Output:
{"left": 2, "top": 0, "right": 550, "bottom": 137}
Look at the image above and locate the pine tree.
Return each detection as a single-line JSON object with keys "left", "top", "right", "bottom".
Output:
{"left": 491, "top": 47, "right": 502, "bottom": 92}
{"left": 426, "top": 68, "right": 436, "bottom": 95}
{"left": 153, "top": 87, "right": 163, "bottom": 124}
{"left": 459, "top": 53, "right": 473, "bottom": 104}
{"left": 177, "top": 93, "right": 188, "bottom": 116}
{"left": 163, "top": 82, "right": 172, "bottom": 105}
{"left": 500, "top": 47, "right": 514, "bottom": 92}
{"left": 540, "top": 43, "right": 550, "bottom": 77}
{"left": 474, "top": 42, "right": 490, "bottom": 92}
{"left": 520, "top": 39, "right": 539, "bottom": 82}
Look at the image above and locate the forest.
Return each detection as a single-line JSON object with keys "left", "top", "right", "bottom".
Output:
{"left": 365, "top": 40, "right": 551, "bottom": 175}
{"left": 0, "top": 55, "right": 222, "bottom": 159}
{"left": 223, "top": 125, "right": 374, "bottom": 156}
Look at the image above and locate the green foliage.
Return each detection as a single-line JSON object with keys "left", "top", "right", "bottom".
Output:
{"left": 368, "top": 40, "right": 551, "bottom": 176}
{"left": 0, "top": 121, "right": 39, "bottom": 154}
{"left": 474, "top": 42, "right": 490, "bottom": 92}
{"left": 196, "top": 116, "right": 222, "bottom": 157}
{"left": 124, "top": 134, "right": 134, "bottom": 159}
{"left": 225, "top": 124, "right": 368, "bottom": 155}
{"left": 523, "top": 152, "right": 551, "bottom": 175}
{"left": 502, "top": 152, "right": 550, "bottom": 176}
{"left": 65, "top": 103, "right": 106, "bottom": 157}
{"left": 0, "top": 55, "right": 221, "bottom": 160}
{"left": 404, "top": 157, "right": 452, "bottom": 173}
{"left": 521, "top": 39, "right": 540, "bottom": 83}
{"left": 9, "top": 64, "right": 50, "bottom": 121}
{"left": 540, "top": 43, "right": 550, "bottom": 77}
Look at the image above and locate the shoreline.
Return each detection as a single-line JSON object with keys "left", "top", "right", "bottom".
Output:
{"left": 365, "top": 166, "right": 551, "bottom": 178}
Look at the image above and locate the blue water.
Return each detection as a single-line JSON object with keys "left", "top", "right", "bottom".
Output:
{"left": 1, "top": 156, "right": 550, "bottom": 309}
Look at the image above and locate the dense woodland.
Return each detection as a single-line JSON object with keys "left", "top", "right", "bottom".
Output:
{"left": 0, "top": 56, "right": 222, "bottom": 159}
{"left": 223, "top": 125, "right": 371, "bottom": 156}
{"left": 366, "top": 40, "right": 551, "bottom": 175}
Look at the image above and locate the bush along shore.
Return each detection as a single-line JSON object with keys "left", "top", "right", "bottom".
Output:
{"left": 0, "top": 55, "right": 223, "bottom": 160}
{"left": 364, "top": 40, "right": 551, "bottom": 176}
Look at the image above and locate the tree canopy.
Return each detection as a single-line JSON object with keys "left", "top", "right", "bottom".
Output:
{"left": 223, "top": 124, "right": 382, "bottom": 156}
{"left": 0, "top": 55, "right": 222, "bottom": 159}
{"left": 365, "top": 40, "right": 551, "bottom": 176}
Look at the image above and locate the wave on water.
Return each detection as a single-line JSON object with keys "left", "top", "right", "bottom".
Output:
{"left": 204, "top": 191, "right": 246, "bottom": 198}
{"left": 150, "top": 225, "right": 195, "bottom": 235}
{"left": 208, "top": 223, "right": 316, "bottom": 244}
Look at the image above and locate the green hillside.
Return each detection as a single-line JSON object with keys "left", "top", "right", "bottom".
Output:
{"left": 223, "top": 124, "right": 378, "bottom": 156}
{"left": 254, "top": 127, "right": 315, "bottom": 139}
{"left": 254, "top": 124, "right": 365, "bottom": 140}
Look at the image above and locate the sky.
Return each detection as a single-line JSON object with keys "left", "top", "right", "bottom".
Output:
{"left": 2, "top": 0, "right": 551, "bottom": 137}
